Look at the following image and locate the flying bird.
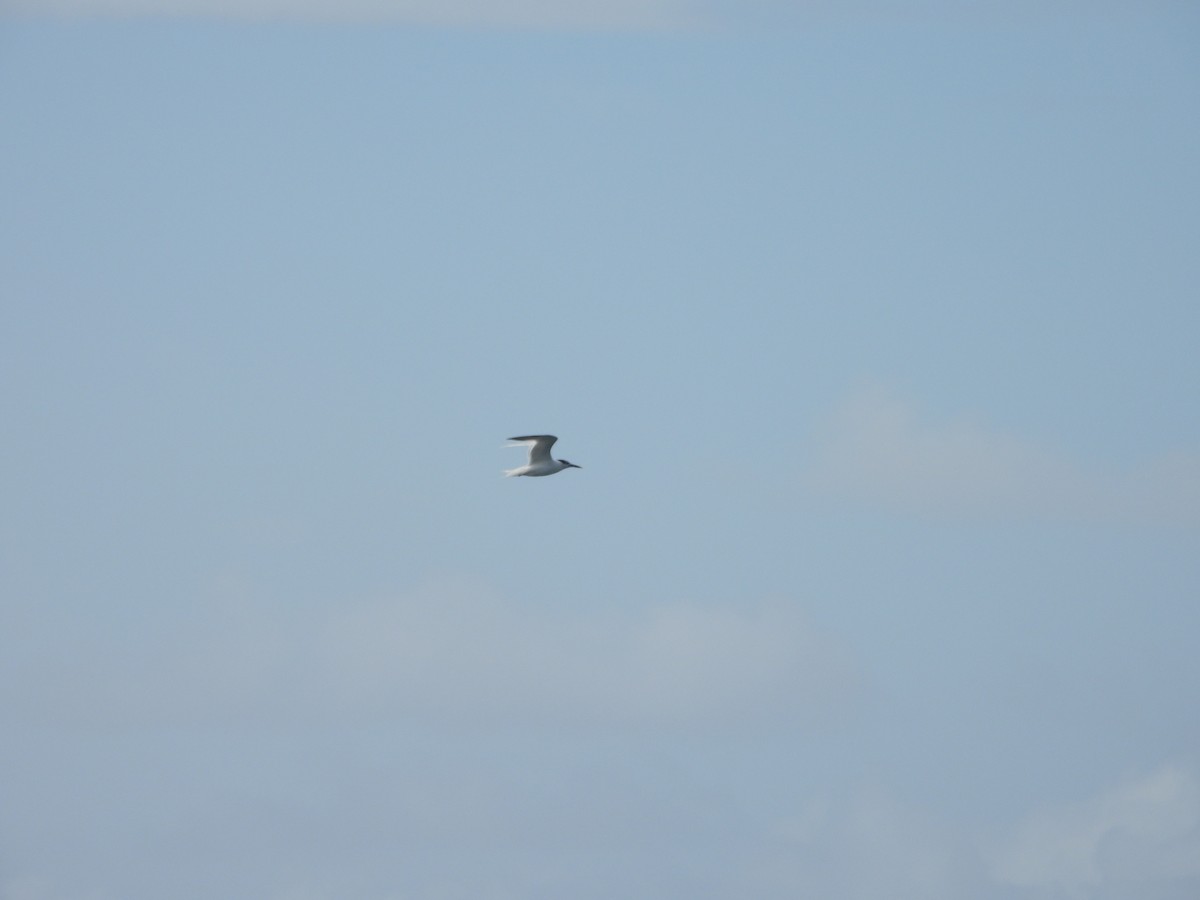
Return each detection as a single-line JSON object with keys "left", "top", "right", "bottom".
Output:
{"left": 504, "top": 435, "right": 582, "bottom": 477}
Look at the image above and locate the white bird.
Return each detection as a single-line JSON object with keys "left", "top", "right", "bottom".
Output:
{"left": 504, "top": 435, "right": 582, "bottom": 477}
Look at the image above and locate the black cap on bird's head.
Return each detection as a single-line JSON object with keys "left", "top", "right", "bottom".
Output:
{"left": 560, "top": 460, "right": 581, "bottom": 469}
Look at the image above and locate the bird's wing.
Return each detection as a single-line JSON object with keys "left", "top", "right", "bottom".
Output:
{"left": 507, "top": 434, "right": 557, "bottom": 465}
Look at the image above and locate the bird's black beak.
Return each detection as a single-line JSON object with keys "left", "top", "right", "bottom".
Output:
{"left": 566, "top": 462, "right": 581, "bottom": 469}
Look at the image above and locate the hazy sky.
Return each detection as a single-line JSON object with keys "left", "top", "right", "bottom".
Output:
{"left": 2, "top": 3, "right": 1198, "bottom": 899}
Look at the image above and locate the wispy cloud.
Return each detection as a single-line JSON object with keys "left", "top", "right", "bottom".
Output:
{"left": 1, "top": 0, "right": 703, "bottom": 29}
{"left": 305, "top": 579, "right": 840, "bottom": 728}
{"left": 3, "top": 0, "right": 1128, "bottom": 28}
{"left": 3, "top": 577, "right": 860, "bottom": 731}
{"left": 751, "top": 767, "right": 1200, "bottom": 900}
{"left": 759, "top": 789, "right": 976, "bottom": 900}
{"left": 805, "top": 387, "right": 1200, "bottom": 524}
{"left": 990, "top": 764, "right": 1200, "bottom": 896}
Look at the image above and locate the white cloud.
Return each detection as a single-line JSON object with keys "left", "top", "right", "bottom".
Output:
{"left": 1, "top": 0, "right": 702, "bottom": 29}
{"left": 753, "top": 769, "right": 1200, "bottom": 900}
{"left": 990, "top": 764, "right": 1200, "bottom": 897}
{"left": 3, "top": 0, "right": 1135, "bottom": 28}
{"left": 1, "top": 877, "right": 55, "bottom": 900}
{"left": 753, "top": 788, "right": 992, "bottom": 900}
{"left": 255, "top": 579, "right": 860, "bottom": 729}
{"left": 805, "top": 387, "right": 1200, "bottom": 524}
{"left": 2, "top": 577, "right": 860, "bottom": 731}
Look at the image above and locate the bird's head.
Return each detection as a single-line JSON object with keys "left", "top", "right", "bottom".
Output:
{"left": 560, "top": 460, "right": 581, "bottom": 469}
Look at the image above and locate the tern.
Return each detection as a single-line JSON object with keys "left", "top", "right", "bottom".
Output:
{"left": 504, "top": 435, "right": 582, "bottom": 477}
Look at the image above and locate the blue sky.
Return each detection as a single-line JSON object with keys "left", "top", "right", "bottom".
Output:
{"left": 2, "top": 3, "right": 1199, "bottom": 899}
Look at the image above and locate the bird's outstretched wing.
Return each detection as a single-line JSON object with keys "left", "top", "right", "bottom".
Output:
{"left": 507, "top": 434, "right": 557, "bottom": 465}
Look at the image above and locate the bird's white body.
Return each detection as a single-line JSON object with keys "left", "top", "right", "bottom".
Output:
{"left": 504, "top": 435, "right": 581, "bottom": 477}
